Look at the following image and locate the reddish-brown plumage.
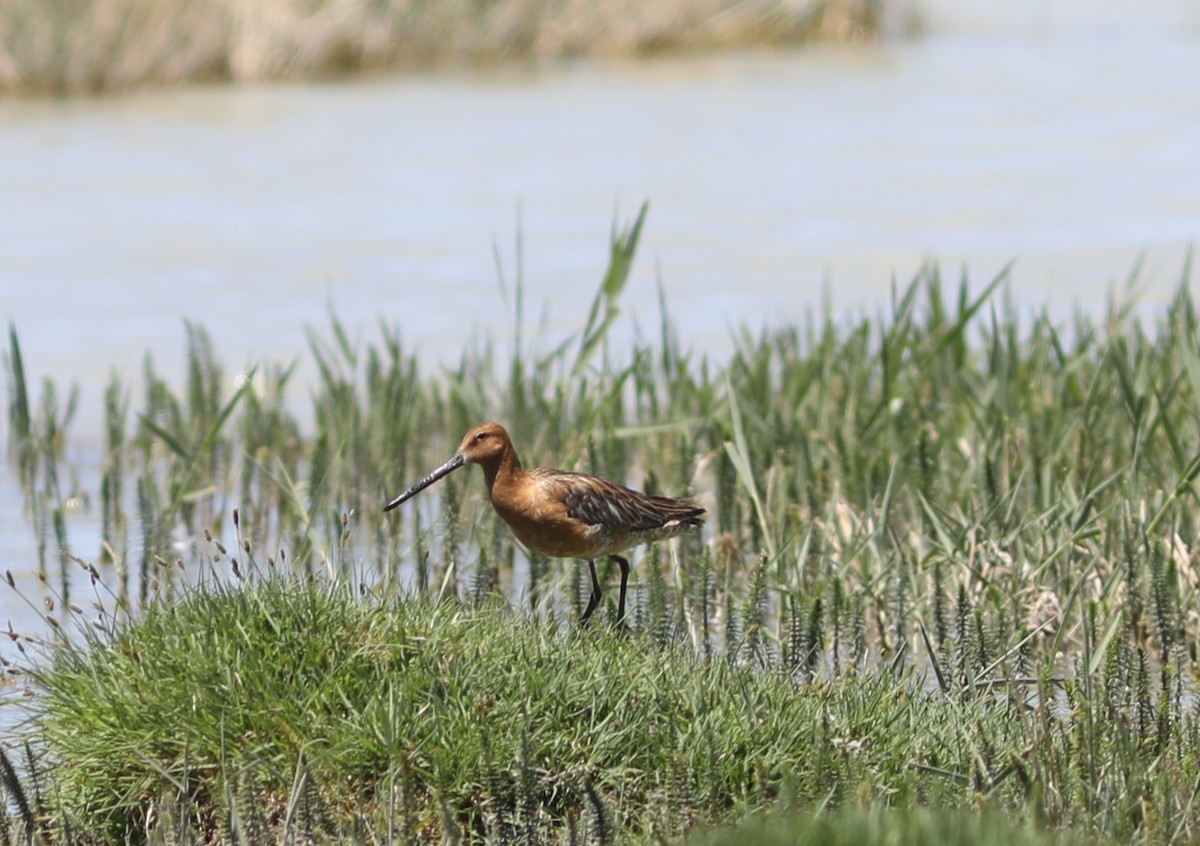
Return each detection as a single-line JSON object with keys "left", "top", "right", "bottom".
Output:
{"left": 384, "top": 422, "right": 705, "bottom": 624}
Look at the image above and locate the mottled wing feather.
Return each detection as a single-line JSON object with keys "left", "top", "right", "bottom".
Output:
{"left": 538, "top": 470, "right": 705, "bottom": 532}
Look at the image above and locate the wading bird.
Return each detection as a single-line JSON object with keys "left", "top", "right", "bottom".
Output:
{"left": 383, "top": 422, "right": 705, "bottom": 625}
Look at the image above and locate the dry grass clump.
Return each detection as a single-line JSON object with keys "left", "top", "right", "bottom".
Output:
{"left": 0, "top": 0, "right": 882, "bottom": 95}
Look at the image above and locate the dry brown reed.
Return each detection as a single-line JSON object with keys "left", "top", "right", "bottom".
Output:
{"left": 0, "top": 0, "right": 882, "bottom": 96}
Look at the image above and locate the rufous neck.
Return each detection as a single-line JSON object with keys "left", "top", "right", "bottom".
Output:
{"left": 481, "top": 442, "right": 523, "bottom": 494}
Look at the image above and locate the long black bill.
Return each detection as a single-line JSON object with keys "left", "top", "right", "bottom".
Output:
{"left": 383, "top": 454, "right": 465, "bottom": 512}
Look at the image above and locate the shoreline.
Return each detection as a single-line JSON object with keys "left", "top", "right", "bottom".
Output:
{"left": 0, "top": 0, "right": 887, "bottom": 97}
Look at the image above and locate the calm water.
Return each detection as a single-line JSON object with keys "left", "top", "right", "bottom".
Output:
{"left": 2, "top": 0, "right": 1199, "bottom": 656}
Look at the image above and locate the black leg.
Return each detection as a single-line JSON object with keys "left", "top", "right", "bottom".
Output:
{"left": 580, "top": 559, "right": 602, "bottom": 625}
{"left": 612, "top": 555, "right": 630, "bottom": 624}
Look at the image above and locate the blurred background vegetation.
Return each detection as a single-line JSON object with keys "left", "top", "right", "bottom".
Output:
{"left": 0, "top": 0, "right": 884, "bottom": 96}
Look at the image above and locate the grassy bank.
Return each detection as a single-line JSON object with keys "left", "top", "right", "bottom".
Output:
{"left": 0, "top": 0, "right": 884, "bottom": 96}
{"left": 11, "top": 580, "right": 990, "bottom": 841}
{"left": 3, "top": 209, "right": 1200, "bottom": 841}
{"left": 11, "top": 580, "right": 1098, "bottom": 843}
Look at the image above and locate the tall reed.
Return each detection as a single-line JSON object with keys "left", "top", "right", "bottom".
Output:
{"left": 4, "top": 215, "right": 1200, "bottom": 843}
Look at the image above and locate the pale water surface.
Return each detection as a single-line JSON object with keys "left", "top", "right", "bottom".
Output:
{"left": 2, "top": 0, "right": 1200, "bottom": 656}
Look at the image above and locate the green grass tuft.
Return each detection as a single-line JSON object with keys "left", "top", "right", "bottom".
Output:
{"left": 693, "top": 804, "right": 1096, "bottom": 846}
{"left": 25, "top": 576, "right": 995, "bottom": 842}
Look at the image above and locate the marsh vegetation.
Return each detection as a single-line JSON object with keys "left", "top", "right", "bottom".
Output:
{"left": 3, "top": 210, "right": 1199, "bottom": 842}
